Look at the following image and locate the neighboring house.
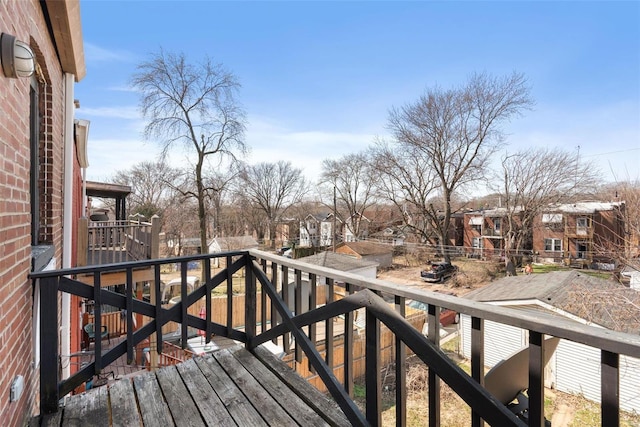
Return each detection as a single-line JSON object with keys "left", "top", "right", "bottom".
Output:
{"left": 342, "top": 212, "right": 370, "bottom": 242}
{"left": 533, "top": 201, "right": 625, "bottom": 268}
{"left": 297, "top": 251, "right": 379, "bottom": 280}
{"left": 209, "top": 236, "right": 260, "bottom": 253}
{"left": 370, "top": 226, "right": 406, "bottom": 246}
{"left": 209, "top": 236, "right": 260, "bottom": 268}
{"left": 335, "top": 241, "right": 393, "bottom": 269}
{"left": 274, "top": 218, "right": 299, "bottom": 248}
{"left": 299, "top": 213, "right": 341, "bottom": 248}
{"left": 459, "top": 271, "right": 640, "bottom": 413}
{"left": 0, "top": 2, "right": 86, "bottom": 425}
{"left": 463, "top": 208, "right": 524, "bottom": 260}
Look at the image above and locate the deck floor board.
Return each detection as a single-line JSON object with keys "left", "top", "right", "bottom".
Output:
{"left": 51, "top": 345, "right": 346, "bottom": 427}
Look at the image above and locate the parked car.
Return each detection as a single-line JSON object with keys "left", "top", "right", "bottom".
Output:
{"left": 420, "top": 262, "right": 458, "bottom": 283}
{"left": 142, "top": 276, "right": 200, "bottom": 304}
{"left": 407, "top": 300, "right": 460, "bottom": 326}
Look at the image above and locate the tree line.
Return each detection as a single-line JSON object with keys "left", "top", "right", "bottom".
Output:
{"left": 106, "top": 49, "right": 637, "bottom": 272}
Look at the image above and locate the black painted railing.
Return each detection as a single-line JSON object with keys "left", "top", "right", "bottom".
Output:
{"left": 30, "top": 250, "right": 640, "bottom": 426}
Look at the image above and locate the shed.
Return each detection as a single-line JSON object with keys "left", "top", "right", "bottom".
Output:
{"left": 335, "top": 241, "right": 393, "bottom": 268}
{"left": 459, "top": 270, "right": 640, "bottom": 413}
{"left": 208, "top": 236, "right": 260, "bottom": 267}
{"left": 297, "top": 251, "right": 379, "bottom": 280}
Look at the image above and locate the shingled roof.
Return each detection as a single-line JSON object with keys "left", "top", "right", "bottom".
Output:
{"left": 297, "top": 251, "right": 379, "bottom": 272}
{"left": 465, "top": 270, "right": 640, "bottom": 334}
{"left": 336, "top": 241, "right": 392, "bottom": 256}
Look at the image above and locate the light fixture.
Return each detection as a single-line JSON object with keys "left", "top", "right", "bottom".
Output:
{"left": 1, "top": 33, "right": 35, "bottom": 78}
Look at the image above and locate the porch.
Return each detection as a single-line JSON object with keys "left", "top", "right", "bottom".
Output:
{"left": 29, "top": 250, "right": 640, "bottom": 426}
{"left": 32, "top": 344, "right": 349, "bottom": 427}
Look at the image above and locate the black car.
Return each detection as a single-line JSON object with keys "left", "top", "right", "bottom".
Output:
{"left": 420, "top": 262, "right": 458, "bottom": 283}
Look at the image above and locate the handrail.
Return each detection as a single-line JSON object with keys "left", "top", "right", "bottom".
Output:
{"left": 30, "top": 250, "right": 640, "bottom": 426}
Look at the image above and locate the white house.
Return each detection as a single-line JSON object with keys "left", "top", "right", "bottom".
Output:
{"left": 459, "top": 271, "right": 640, "bottom": 413}
{"left": 208, "top": 236, "right": 259, "bottom": 267}
{"left": 299, "top": 213, "right": 341, "bottom": 247}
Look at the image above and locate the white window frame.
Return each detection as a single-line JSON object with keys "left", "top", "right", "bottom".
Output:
{"left": 472, "top": 237, "right": 483, "bottom": 249}
{"left": 544, "top": 238, "right": 562, "bottom": 252}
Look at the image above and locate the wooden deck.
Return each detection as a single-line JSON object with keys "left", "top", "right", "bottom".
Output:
{"left": 33, "top": 345, "right": 350, "bottom": 427}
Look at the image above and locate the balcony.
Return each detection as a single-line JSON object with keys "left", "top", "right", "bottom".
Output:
{"left": 29, "top": 250, "right": 640, "bottom": 426}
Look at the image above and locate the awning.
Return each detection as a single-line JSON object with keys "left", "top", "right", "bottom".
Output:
{"left": 468, "top": 217, "right": 483, "bottom": 226}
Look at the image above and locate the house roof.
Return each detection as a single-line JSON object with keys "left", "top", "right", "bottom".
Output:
{"left": 545, "top": 201, "right": 623, "bottom": 214}
{"left": 297, "top": 251, "right": 379, "bottom": 272}
{"left": 210, "top": 236, "right": 259, "bottom": 251}
{"left": 336, "top": 241, "right": 392, "bottom": 256}
{"left": 464, "top": 270, "right": 640, "bottom": 334}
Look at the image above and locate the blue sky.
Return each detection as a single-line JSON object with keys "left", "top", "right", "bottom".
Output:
{"left": 76, "top": 1, "right": 640, "bottom": 187}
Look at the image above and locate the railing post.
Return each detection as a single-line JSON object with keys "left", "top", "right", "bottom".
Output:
{"left": 344, "top": 282, "right": 354, "bottom": 396}
{"left": 245, "top": 253, "right": 256, "bottom": 346}
{"left": 395, "top": 295, "right": 406, "bottom": 427}
{"left": 325, "top": 278, "right": 334, "bottom": 369}
{"left": 365, "top": 307, "right": 381, "bottom": 426}
{"left": 40, "top": 276, "right": 59, "bottom": 414}
{"left": 528, "top": 331, "right": 544, "bottom": 427}
{"left": 471, "top": 316, "right": 485, "bottom": 427}
{"left": 295, "top": 269, "right": 303, "bottom": 363}
{"left": 427, "top": 304, "right": 440, "bottom": 427}
{"left": 601, "top": 350, "right": 620, "bottom": 427}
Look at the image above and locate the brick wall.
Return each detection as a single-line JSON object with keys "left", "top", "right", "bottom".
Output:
{"left": 0, "top": 1, "right": 67, "bottom": 425}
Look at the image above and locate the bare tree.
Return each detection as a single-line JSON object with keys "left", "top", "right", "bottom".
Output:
{"left": 238, "top": 161, "right": 308, "bottom": 249}
{"left": 319, "top": 152, "right": 378, "bottom": 242}
{"left": 112, "top": 160, "right": 180, "bottom": 219}
{"left": 492, "top": 147, "right": 601, "bottom": 274}
{"left": 371, "top": 142, "right": 441, "bottom": 245}
{"left": 386, "top": 71, "right": 533, "bottom": 262}
{"left": 131, "top": 50, "right": 246, "bottom": 257}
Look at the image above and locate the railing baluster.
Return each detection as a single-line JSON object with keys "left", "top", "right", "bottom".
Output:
{"left": 40, "top": 276, "right": 59, "bottom": 414}
{"left": 344, "top": 282, "right": 354, "bottom": 396}
{"left": 471, "top": 316, "right": 485, "bottom": 427}
{"left": 282, "top": 266, "right": 290, "bottom": 352}
{"left": 226, "top": 255, "right": 233, "bottom": 335}
{"left": 601, "top": 350, "right": 620, "bottom": 427}
{"left": 245, "top": 253, "right": 256, "bottom": 344}
{"left": 295, "top": 268, "right": 303, "bottom": 363}
{"left": 365, "top": 306, "right": 381, "bottom": 426}
{"left": 427, "top": 303, "right": 440, "bottom": 427}
{"left": 126, "top": 267, "right": 134, "bottom": 364}
{"left": 528, "top": 331, "right": 544, "bottom": 427}
{"left": 325, "top": 277, "right": 334, "bottom": 369}
{"left": 153, "top": 264, "right": 162, "bottom": 360}
{"left": 204, "top": 257, "right": 212, "bottom": 343}
{"left": 93, "top": 271, "right": 102, "bottom": 373}
{"left": 180, "top": 262, "right": 188, "bottom": 346}
{"left": 270, "top": 259, "right": 278, "bottom": 343}
{"left": 261, "top": 259, "right": 267, "bottom": 335}
{"left": 395, "top": 295, "right": 406, "bottom": 427}
{"left": 309, "top": 272, "right": 317, "bottom": 373}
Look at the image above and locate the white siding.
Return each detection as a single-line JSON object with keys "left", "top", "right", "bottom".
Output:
{"left": 460, "top": 315, "right": 526, "bottom": 367}
{"left": 555, "top": 339, "right": 640, "bottom": 414}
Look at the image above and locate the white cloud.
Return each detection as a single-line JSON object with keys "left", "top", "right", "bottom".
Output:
{"left": 83, "top": 42, "right": 135, "bottom": 63}
{"left": 245, "top": 116, "right": 379, "bottom": 182}
{"left": 78, "top": 106, "right": 141, "bottom": 120}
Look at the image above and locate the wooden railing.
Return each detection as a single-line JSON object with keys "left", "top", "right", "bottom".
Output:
{"left": 76, "top": 216, "right": 160, "bottom": 266}
{"left": 30, "top": 250, "right": 640, "bottom": 426}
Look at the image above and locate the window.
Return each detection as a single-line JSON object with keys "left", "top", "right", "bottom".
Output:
{"left": 577, "top": 217, "right": 588, "bottom": 228}
{"left": 544, "top": 238, "right": 562, "bottom": 252}
{"left": 472, "top": 237, "right": 482, "bottom": 249}
{"left": 494, "top": 218, "right": 501, "bottom": 232}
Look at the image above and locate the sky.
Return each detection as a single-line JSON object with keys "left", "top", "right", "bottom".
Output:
{"left": 75, "top": 1, "right": 640, "bottom": 190}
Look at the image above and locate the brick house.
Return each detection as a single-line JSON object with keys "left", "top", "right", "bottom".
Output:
{"left": 0, "top": 2, "right": 85, "bottom": 425}
{"left": 463, "top": 208, "right": 519, "bottom": 260}
{"left": 532, "top": 201, "right": 625, "bottom": 268}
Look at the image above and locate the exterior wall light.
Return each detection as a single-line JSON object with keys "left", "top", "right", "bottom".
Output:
{"left": 1, "top": 33, "right": 35, "bottom": 78}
